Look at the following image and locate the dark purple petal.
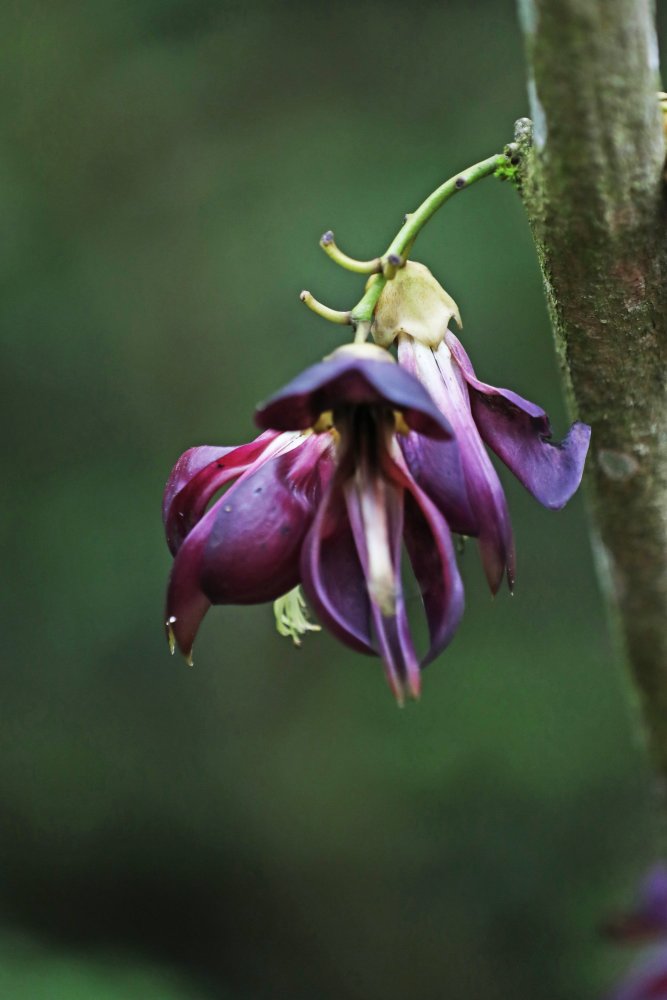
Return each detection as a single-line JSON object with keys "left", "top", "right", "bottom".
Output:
{"left": 385, "top": 450, "right": 465, "bottom": 667}
{"left": 399, "top": 432, "right": 479, "bottom": 537}
{"left": 166, "top": 438, "right": 328, "bottom": 661}
{"left": 399, "top": 337, "right": 514, "bottom": 593}
{"left": 608, "top": 948, "right": 667, "bottom": 999}
{"left": 163, "top": 431, "right": 280, "bottom": 555}
{"left": 165, "top": 517, "right": 211, "bottom": 663}
{"left": 200, "top": 444, "right": 323, "bottom": 604}
{"left": 372, "top": 605, "right": 421, "bottom": 703}
{"left": 343, "top": 472, "right": 420, "bottom": 701}
{"left": 300, "top": 479, "right": 375, "bottom": 656}
{"left": 468, "top": 449, "right": 515, "bottom": 595}
{"left": 255, "top": 351, "right": 453, "bottom": 440}
{"left": 446, "top": 330, "right": 591, "bottom": 509}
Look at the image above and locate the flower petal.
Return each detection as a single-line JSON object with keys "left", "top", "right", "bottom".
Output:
{"left": 343, "top": 471, "right": 420, "bottom": 701}
{"left": 165, "top": 439, "right": 327, "bottom": 661}
{"left": 399, "top": 337, "right": 514, "bottom": 593}
{"left": 384, "top": 448, "right": 465, "bottom": 667}
{"left": 446, "top": 330, "right": 591, "bottom": 509}
{"left": 164, "top": 519, "right": 211, "bottom": 663}
{"left": 163, "top": 431, "right": 280, "bottom": 555}
{"left": 399, "top": 432, "right": 478, "bottom": 537}
{"left": 300, "top": 479, "right": 375, "bottom": 656}
{"left": 256, "top": 353, "right": 453, "bottom": 440}
{"left": 200, "top": 443, "right": 324, "bottom": 604}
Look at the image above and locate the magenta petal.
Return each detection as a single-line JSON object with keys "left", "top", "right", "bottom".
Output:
{"left": 163, "top": 431, "right": 279, "bottom": 555}
{"left": 255, "top": 355, "right": 453, "bottom": 440}
{"left": 165, "top": 518, "right": 211, "bottom": 662}
{"left": 446, "top": 331, "right": 591, "bottom": 509}
{"left": 386, "top": 452, "right": 465, "bottom": 667}
{"left": 300, "top": 480, "right": 374, "bottom": 656}
{"left": 199, "top": 446, "right": 321, "bottom": 604}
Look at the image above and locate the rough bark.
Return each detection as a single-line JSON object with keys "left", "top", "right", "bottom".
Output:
{"left": 516, "top": 1, "right": 667, "bottom": 790}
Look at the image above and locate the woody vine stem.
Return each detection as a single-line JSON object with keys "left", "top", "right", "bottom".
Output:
{"left": 516, "top": 0, "right": 667, "bottom": 845}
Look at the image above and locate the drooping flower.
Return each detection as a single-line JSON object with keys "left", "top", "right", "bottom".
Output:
{"left": 603, "top": 865, "right": 667, "bottom": 999}
{"left": 373, "top": 261, "right": 591, "bottom": 592}
{"left": 164, "top": 427, "right": 334, "bottom": 663}
{"left": 254, "top": 342, "right": 465, "bottom": 702}
{"left": 163, "top": 342, "right": 467, "bottom": 702}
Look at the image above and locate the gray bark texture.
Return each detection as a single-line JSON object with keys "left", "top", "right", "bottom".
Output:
{"left": 516, "top": 1, "right": 667, "bottom": 786}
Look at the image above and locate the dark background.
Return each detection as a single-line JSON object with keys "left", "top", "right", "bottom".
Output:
{"left": 2, "top": 0, "right": 664, "bottom": 996}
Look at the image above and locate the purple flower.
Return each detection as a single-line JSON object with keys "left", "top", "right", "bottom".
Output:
{"left": 164, "top": 428, "right": 334, "bottom": 663}
{"left": 373, "top": 262, "right": 591, "bottom": 592}
{"left": 256, "top": 343, "right": 465, "bottom": 701}
{"left": 603, "top": 865, "right": 667, "bottom": 999}
{"left": 164, "top": 343, "right": 465, "bottom": 702}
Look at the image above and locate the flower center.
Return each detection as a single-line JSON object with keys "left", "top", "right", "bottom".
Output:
{"left": 335, "top": 405, "right": 401, "bottom": 617}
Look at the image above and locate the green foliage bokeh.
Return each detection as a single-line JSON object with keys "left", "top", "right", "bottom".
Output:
{"left": 2, "top": 1, "right": 664, "bottom": 996}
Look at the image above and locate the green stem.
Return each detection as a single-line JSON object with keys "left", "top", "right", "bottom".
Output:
{"left": 350, "top": 152, "right": 507, "bottom": 326}
{"left": 320, "top": 231, "right": 382, "bottom": 274}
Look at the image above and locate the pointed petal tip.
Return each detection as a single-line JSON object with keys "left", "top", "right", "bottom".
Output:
{"left": 165, "top": 615, "right": 194, "bottom": 665}
{"left": 408, "top": 678, "right": 422, "bottom": 703}
{"left": 386, "top": 670, "right": 422, "bottom": 707}
{"left": 384, "top": 670, "right": 406, "bottom": 708}
{"left": 166, "top": 617, "right": 177, "bottom": 655}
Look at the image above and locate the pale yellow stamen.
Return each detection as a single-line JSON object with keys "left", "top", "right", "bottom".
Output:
{"left": 274, "top": 586, "right": 321, "bottom": 646}
{"left": 312, "top": 410, "right": 334, "bottom": 433}
{"left": 393, "top": 411, "right": 411, "bottom": 436}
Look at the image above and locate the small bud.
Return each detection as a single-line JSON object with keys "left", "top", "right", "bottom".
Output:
{"left": 371, "top": 261, "right": 462, "bottom": 349}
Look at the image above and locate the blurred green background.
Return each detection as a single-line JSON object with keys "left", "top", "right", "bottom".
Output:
{"left": 2, "top": 0, "right": 665, "bottom": 997}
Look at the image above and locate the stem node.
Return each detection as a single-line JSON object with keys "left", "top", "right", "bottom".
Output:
{"left": 382, "top": 253, "right": 404, "bottom": 279}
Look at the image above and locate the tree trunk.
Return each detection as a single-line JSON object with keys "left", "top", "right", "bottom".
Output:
{"left": 516, "top": 0, "right": 667, "bottom": 796}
